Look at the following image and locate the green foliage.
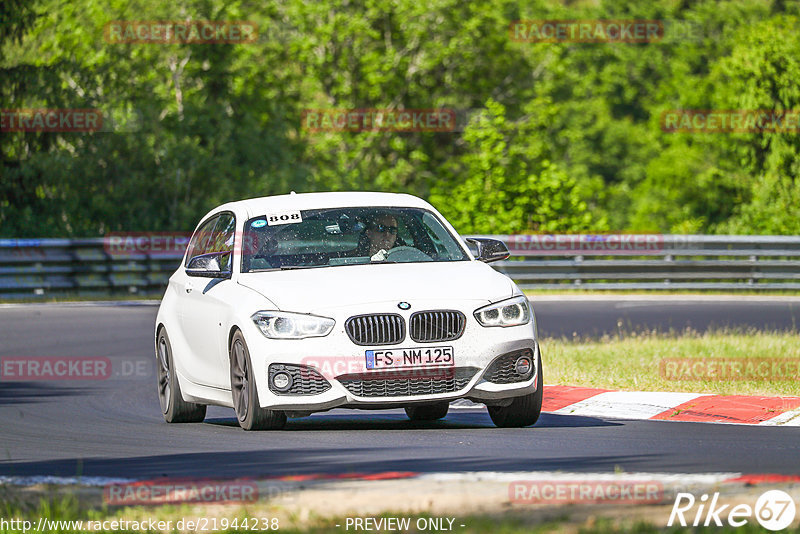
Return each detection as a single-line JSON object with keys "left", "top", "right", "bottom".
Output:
{"left": 2, "top": 0, "right": 799, "bottom": 236}
{"left": 710, "top": 14, "right": 800, "bottom": 233}
{"left": 2, "top": 0, "right": 309, "bottom": 235}
{"left": 431, "top": 99, "right": 600, "bottom": 234}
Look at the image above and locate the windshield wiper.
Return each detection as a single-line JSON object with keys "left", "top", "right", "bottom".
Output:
{"left": 248, "top": 262, "right": 400, "bottom": 273}
{"left": 279, "top": 265, "right": 327, "bottom": 270}
{"left": 247, "top": 265, "right": 326, "bottom": 272}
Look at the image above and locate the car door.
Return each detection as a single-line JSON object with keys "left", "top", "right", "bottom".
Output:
{"left": 177, "top": 213, "right": 236, "bottom": 389}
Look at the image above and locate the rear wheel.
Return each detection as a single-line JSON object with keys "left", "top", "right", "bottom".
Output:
{"left": 487, "top": 351, "right": 543, "bottom": 428}
{"left": 230, "top": 331, "right": 287, "bottom": 431}
{"left": 156, "top": 327, "right": 206, "bottom": 423}
{"left": 405, "top": 401, "right": 449, "bottom": 421}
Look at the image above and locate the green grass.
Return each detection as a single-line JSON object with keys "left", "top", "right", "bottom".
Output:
{"left": 544, "top": 329, "right": 800, "bottom": 396}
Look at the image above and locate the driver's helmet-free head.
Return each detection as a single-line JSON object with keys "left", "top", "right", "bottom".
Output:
{"left": 360, "top": 211, "right": 403, "bottom": 252}
{"left": 364, "top": 211, "right": 397, "bottom": 229}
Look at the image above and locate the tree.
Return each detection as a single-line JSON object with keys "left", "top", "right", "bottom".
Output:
{"left": 431, "top": 99, "right": 600, "bottom": 234}
{"left": 711, "top": 15, "right": 800, "bottom": 233}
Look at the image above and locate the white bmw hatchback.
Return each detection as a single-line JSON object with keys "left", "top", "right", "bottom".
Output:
{"left": 155, "top": 192, "right": 543, "bottom": 430}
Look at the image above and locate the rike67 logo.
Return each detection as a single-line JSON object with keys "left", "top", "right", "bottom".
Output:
{"left": 668, "top": 490, "right": 797, "bottom": 531}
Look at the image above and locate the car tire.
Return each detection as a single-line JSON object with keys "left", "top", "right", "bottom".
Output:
{"left": 487, "top": 351, "right": 543, "bottom": 428}
{"left": 156, "top": 327, "right": 207, "bottom": 423}
{"left": 405, "top": 401, "right": 449, "bottom": 421}
{"left": 230, "top": 331, "right": 287, "bottom": 431}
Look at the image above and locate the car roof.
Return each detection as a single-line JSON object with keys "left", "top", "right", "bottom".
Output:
{"left": 211, "top": 192, "right": 433, "bottom": 220}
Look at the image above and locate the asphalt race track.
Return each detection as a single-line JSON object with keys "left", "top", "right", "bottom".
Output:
{"left": 531, "top": 296, "right": 800, "bottom": 338}
{"left": 1, "top": 299, "right": 799, "bottom": 481}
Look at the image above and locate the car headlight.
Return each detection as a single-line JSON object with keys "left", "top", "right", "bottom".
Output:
{"left": 251, "top": 311, "right": 335, "bottom": 339}
{"left": 474, "top": 296, "right": 531, "bottom": 327}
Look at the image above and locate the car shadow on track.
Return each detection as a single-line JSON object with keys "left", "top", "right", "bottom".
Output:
{"left": 0, "top": 449, "right": 659, "bottom": 480}
{"left": 202, "top": 411, "right": 620, "bottom": 431}
{"left": 0, "top": 382, "right": 91, "bottom": 406}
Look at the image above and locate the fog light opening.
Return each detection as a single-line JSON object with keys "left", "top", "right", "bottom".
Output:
{"left": 272, "top": 371, "right": 293, "bottom": 392}
{"left": 514, "top": 356, "right": 533, "bottom": 377}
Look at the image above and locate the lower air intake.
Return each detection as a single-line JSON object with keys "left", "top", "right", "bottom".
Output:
{"left": 336, "top": 367, "right": 479, "bottom": 397}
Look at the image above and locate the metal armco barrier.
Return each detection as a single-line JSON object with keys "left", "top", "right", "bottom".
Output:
{"left": 482, "top": 234, "right": 800, "bottom": 290}
{"left": 0, "top": 238, "right": 183, "bottom": 300}
{"left": 2, "top": 235, "right": 800, "bottom": 299}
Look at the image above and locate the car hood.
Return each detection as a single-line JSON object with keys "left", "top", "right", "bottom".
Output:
{"left": 237, "top": 261, "right": 515, "bottom": 313}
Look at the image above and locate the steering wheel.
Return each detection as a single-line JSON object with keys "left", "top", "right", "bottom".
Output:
{"left": 384, "top": 246, "right": 433, "bottom": 262}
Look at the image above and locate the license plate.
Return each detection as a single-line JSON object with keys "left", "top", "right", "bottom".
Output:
{"left": 365, "top": 346, "right": 454, "bottom": 370}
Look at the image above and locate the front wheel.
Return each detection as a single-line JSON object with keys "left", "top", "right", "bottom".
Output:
{"left": 230, "top": 331, "right": 287, "bottom": 431}
{"left": 405, "top": 401, "right": 449, "bottom": 421}
{"left": 156, "top": 327, "right": 206, "bottom": 423}
{"left": 487, "top": 351, "right": 543, "bottom": 428}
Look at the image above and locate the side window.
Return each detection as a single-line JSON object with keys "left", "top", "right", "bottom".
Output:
{"left": 209, "top": 214, "right": 236, "bottom": 271}
{"left": 184, "top": 216, "right": 219, "bottom": 267}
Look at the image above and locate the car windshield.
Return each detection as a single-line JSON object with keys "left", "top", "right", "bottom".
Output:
{"left": 241, "top": 207, "right": 469, "bottom": 272}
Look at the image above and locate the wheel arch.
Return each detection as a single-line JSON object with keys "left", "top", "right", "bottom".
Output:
{"left": 227, "top": 325, "right": 243, "bottom": 358}
{"left": 155, "top": 322, "right": 167, "bottom": 354}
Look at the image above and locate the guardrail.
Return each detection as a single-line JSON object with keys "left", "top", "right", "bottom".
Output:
{"left": 481, "top": 234, "right": 800, "bottom": 290}
{"left": 2, "top": 235, "right": 800, "bottom": 299}
{"left": 0, "top": 238, "right": 182, "bottom": 300}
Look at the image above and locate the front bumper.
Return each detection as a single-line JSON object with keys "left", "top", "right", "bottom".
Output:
{"left": 241, "top": 302, "right": 540, "bottom": 412}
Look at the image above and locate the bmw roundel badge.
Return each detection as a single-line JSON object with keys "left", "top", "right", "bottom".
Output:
{"left": 398, "top": 301, "right": 411, "bottom": 310}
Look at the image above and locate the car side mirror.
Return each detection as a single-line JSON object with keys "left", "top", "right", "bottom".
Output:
{"left": 465, "top": 237, "right": 510, "bottom": 263}
{"left": 185, "top": 252, "right": 233, "bottom": 278}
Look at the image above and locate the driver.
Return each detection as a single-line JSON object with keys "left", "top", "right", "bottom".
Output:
{"left": 365, "top": 213, "right": 399, "bottom": 259}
